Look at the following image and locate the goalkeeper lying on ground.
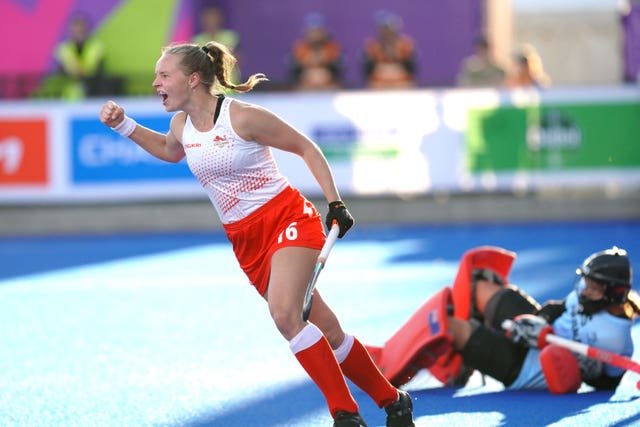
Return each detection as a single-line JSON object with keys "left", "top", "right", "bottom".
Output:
{"left": 367, "top": 246, "right": 640, "bottom": 394}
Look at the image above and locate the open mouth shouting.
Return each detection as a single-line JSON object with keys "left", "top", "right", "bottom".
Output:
{"left": 158, "top": 90, "right": 168, "bottom": 106}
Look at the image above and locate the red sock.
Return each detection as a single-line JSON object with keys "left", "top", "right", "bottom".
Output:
{"left": 338, "top": 335, "right": 399, "bottom": 408}
{"left": 291, "top": 325, "right": 358, "bottom": 417}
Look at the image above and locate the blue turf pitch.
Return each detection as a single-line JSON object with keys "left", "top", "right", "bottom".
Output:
{"left": 1, "top": 221, "right": 640, "bottom": 426}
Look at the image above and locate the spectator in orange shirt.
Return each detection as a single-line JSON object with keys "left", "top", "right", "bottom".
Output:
{"left": 363, "top": 11, "right": 417, "bottom": 89}
{"left": 288, "top": 13, "right": 343, "bottom": 90}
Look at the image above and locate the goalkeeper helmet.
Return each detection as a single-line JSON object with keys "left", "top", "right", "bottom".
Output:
{"left": 577, "top": 246, "right": 632, "bottom": 307}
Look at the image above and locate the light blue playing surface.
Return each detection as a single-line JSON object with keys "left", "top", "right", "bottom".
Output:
{"left": 1, "top": 222, "right": 639, "bottom": 426}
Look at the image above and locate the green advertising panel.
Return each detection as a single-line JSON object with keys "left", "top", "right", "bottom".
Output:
{"left": 466, "top": 102, "right": 640, "bottom": 172}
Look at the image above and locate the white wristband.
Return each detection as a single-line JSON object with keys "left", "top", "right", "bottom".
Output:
{"left": 111, "top": 115, "right": 137, "bottom": 137}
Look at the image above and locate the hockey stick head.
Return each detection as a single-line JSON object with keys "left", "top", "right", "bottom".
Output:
{"left": 302, "top": 263, "right": 323, "bottom": 321}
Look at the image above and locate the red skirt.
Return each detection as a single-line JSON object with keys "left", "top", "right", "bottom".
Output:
{"left": 223, "top": 186, "right": 326, "bottom": 295}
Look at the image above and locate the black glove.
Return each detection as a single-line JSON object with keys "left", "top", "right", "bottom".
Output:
{"left": 575, "top": 354, "right": 603, "bottom": 381}
{"left": 325, "top": 200, "right": 354, "bottom": 238}
{"left": 537, "top": 300, "right": 566, "bottom": 323}
{"left": 505, "top": 314, "right": 553, "bottom": 349}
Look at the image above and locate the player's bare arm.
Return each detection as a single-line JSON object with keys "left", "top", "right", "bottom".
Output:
{"left": 231, "top": 101, "right": 341, "bottom": 203}
{"left": 99, "top": 100, "right": 185, "bottom": 163}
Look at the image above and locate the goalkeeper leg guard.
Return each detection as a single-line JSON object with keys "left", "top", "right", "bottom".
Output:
{"left": 428, "top": 348, "right": 474, "bottom": 386}
{"left": 451, "top": 246, "right": 516, "bottom": 321}
{"left": 366, "top": 287, "right": 453, "bottom": 387}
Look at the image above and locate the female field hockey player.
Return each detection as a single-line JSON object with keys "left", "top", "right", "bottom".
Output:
{"left": 99, "top": 41, "right": 414, "bottom": 427}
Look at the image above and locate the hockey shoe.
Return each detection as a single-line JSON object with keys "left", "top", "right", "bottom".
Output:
{"left": 333, "top": 411, "right": 368, "bottom": 427}
{"left": 384, "top": 390, "right": 415, "bottom": 427}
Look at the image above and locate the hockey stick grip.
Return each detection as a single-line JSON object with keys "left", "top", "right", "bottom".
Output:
{"left": 319, "top": 223, "right": 340, "bottom": 262}
{"left": 502, "top": 319, "right": 640, "bottom": 375}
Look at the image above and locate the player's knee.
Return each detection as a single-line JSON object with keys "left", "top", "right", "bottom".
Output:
{"left": 473, "top": 278, "right": 503, "bottom": 313}
{"left": 270, "top": 307, "right": 303, "bottom": 340}
{"left": 449, "top": 317, "right": 473, "bottom": 350}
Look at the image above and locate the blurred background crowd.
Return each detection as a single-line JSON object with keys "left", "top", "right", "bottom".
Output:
{"left": 2, "top": 0, "right": 639, "bottom": 100}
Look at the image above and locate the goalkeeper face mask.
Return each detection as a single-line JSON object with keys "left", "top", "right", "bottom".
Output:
{"left": 576, "top": 277, "right": 608, "bottom": 315}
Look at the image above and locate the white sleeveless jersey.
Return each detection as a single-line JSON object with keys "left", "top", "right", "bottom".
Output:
{"left": 181, "top": 97, "right": 289, "bottom": 224}
{"left": 510, "top": 288, "right": 633, "bottom": 389}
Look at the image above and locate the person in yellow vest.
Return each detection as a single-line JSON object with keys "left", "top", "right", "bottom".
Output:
{"left": 41, "top": 14, "right": 105, "bottom": 99}
{"left": 192, "top": 6, "right": 241, "bottom": 85}
{"left": 192, "top": 6, "right": 239, "bottom": 50}
{"left": 456, "top": 36, "right": 506, "bottom": 88}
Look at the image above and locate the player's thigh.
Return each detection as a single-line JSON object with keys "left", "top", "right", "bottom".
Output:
{"left": 268, "top": 246, "right": 319, "bottom": 311}
{"left": 461, "top": 323, "right": 527, "bottom": 385}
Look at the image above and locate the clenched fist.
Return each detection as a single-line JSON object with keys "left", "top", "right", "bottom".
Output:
{"left": 99, "top": 100, "right": 126, "bottom": 128}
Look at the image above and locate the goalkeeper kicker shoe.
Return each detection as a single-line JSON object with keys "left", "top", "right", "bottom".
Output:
{"left": 333, "top": 411, "right": 368, "bottom": 427}
{"left": 384, "top": 390, "right": 415, "bottom": 427}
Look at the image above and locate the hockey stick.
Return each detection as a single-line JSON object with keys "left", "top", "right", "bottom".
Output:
{"left": 302, "top": 223, "right": 340, "bottom": 321}
{"left": 502, "top": 319, "right": 640, "bottom": 388}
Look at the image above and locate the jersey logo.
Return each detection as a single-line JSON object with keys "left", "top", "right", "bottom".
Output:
{"left": 213, "top": 135, "right": 229, "bottom": 147}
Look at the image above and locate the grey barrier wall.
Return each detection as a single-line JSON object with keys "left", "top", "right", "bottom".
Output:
{"left": 1, "top": 189, "right": 639, "bottom": 235}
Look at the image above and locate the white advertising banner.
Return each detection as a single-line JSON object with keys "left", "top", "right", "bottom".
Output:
{"left": 0, "top": 86, "right": 638, "bottom": 204}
